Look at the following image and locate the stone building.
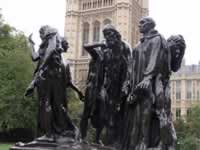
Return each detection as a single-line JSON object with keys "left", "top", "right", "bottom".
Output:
{"left": 170, "top": 61, "right": 200, "bottom": 120}
{"left": 64, "top": 0, "right": 149, "bottom": 89}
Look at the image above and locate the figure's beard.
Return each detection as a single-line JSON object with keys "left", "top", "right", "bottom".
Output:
{"left": 107, "top": 41, "right": 115, "bottom": 48}
{"left": 171, "top": 56, "right": 182, "bottom": 72}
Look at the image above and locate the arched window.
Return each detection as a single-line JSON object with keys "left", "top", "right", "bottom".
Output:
{"left": 87, "top": 2, "right": 89, "bottom": 9}
{"left": 103, "top": 19, "right": 112, "bottom": 25}
{"left": 111, "top": 0, "right": 113, "bottom": 5}
{"left": 103, "top": 0, "right": 107, "bottom": 6}
{"left": 93, "top": 21, "right": 100, "bottom": 42}
{"left": 98, "top": 0, "right": 102, "bottom": 7}
{"left": 90, "top": 1, "right": 92, "bottom": 8}
{"left": 82, "top": 22, "right": 90, "bottom": 56}
{"left": 93, "top": 0, "right": 98, "bottom": 8}
{"left": 83, "top": 3, "right": 86, "bottom": 10}
{"left": 109, "top": 0, "right": 111, "bottom": 5}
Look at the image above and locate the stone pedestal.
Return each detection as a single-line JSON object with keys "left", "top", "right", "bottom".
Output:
{"left": 10, "top": 140, "right": 116, "bottom": 150}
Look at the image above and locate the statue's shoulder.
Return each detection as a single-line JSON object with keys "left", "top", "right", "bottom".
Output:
{"left": 153, "top": 33, "right": 166, "bottom": 42}
{"left": 150, "top": 32, "right": 168, "bottom": 50}
{"left": 158, "top": 34, "right": 168, "bottom": 50}
{"left": 122, "top": 40, "right": 132, "bottom": 55}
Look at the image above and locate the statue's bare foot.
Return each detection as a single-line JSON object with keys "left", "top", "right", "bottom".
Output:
{"left": 81, "top": 139, "right": 89, "bottom": 144}
{"left": 36, "top": 134, "right": 55, "bottom": 143}
{"left": 135, "top": 141, "right": 147, "bottom": 150}
{"left": 96, "top": 140, "right": 104, "bottom": 146}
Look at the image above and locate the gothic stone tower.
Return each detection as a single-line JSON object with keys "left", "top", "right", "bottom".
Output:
{"left": 64, "top": 0, "right": 149, "bottom": 89}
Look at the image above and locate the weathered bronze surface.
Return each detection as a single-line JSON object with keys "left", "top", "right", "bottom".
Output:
{"left": 10, "top": 17, "right": 186, "bottom": 150}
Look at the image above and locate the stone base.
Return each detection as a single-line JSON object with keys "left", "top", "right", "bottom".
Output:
{"left": 10, "top": 141, "right": 116, "bottom": 150}
{"left": 10, "top": 140, "right": 57, "bottom": 150}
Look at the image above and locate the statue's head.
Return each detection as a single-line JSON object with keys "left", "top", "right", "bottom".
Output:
{"left": 138, "top": 17, "right": 156, "bottom": 34}
{"left": 39, "top": 25, "right": 57, "bottom": 40}
{"left": 103, "top": 24, "right": 121, "bottom": 48}
{"left": 39, "top": 25, "right": 50, "bottom": 40}
{"left": 61, "top": 37, "right": 69, "bottom": 52}
{"left": 167, "top": 35, "right": 186, "bottom": 72}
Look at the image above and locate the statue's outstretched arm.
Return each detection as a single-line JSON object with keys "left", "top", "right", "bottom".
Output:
{"left": 65, "top": 63, "right": 84, "bottom": 101}
{"left": 69, "top": 82, "right": 84, "bottom": 101}
{"left": 28, "top": 34, "right": 39, "bottom": 61}
{"left": 83, "top": 42, "right": 105, "bottom": 60}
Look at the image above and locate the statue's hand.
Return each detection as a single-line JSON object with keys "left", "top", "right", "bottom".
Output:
{"left": 134, "top": 79, "right": 152, "bottom": 98}
{"left": 78, "top": 92, "right": 85, "bottom": 102}
{"left": 28, "top": 33, "right": 35, "bottom": 45}
{"left": 115, "top": 103, "right": 121, "bottom": 112}
{"left": 121, "top": 81, "right": 130, "bottom": 98}
{"left": 38, "top": 69, "right": 46, "bottom": 81}
{"left": 127, "top": 94, "right": 137, "bottom": 105}
{"left": 24, "top": 86, "right": 34, "bottom": 97}
{"left": 136, "top": 78, "right": 151, "bottom": 90}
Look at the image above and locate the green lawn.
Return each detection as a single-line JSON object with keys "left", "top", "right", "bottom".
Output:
{"left": 0, "top": 143, "right": 13, "bottom": 150}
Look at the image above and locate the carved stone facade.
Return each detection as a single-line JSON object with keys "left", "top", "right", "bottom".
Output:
{"left": 170, "top": 61, "right": 200, "bottom": 120}
{"left": 64, "top": 0, "right": 149, "bottom": 89}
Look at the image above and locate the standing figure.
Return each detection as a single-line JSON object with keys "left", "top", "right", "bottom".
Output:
{"left": 102, "top": 24, "right": 131, "bottom": 146}
{"left": 156, "top": 35, "right": 185, "bottom": 150}
{"left": 80, "top": 42, "right": 106, "bottom": 145}
{"left": 121, "top": 17, "right": 168, "bottom": 150}
{"left": 24, "top": 25, "right": 83, "bottom": 142}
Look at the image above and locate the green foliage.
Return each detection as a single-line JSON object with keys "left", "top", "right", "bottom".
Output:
{"left": 0, "top": 143, "right": 12, "bottom": 150}
{"left": 67, "top": 88, "right": 83, "bottom": 126}
{"left": 0, "top": 11, "right": 99, "bottom": 142}
{"left": 186, "top": 106, "right": 200, "bottom": 138}
{"left": 175, "top": 106, "right": 200, "bottom": 150}
{"left": 0, "top": 12, "right": 37, "bottom": 131}
{"left": 0, "top": 13, "right": 14, "bottom": 39}
{"left": 177, "top": 135, "right": 199, "bottom": 150}
{"left": 66, "top": 88, "right": 97, "bottom": 142}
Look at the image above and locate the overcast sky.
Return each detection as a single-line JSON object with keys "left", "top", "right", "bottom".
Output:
{"left": 0, "top": 0, "right": 199, "bottom": 65}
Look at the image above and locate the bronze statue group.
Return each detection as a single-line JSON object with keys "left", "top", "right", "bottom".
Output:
{"left": 23, "top": 17, "right": 186, "bottom": 150}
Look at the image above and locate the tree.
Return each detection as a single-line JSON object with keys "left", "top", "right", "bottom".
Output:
{"left": 0, "top": 12, "right": 37, "bottom": 131}
{"left": 0, "top": 12, "right": 83, "bottom": 135}
{"left": 66, "top": 88, "right": 83, "bottom": 125}
{"left": 175, "top": 106, "right": 200, "bottom": 150}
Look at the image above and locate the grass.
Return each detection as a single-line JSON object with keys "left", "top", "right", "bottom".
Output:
{"left": 0, "top": 143, "right": 13, "bottom": 150}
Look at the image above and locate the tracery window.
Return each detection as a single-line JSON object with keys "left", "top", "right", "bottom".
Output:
{"left": 103, "top": 19, "right": 112, "bottom": 25}
{"left": 82, "top": 0, "right": 113, "bottom": 10}
{"left": 176, "top": 80, "right": 181, "bottom": 100}
{"left": 98, "top": 0, "right": 102, "bottom": 7}
{"left": 93, "top": 0, "right": 98, "bottom": 8}
{"left": 108, "top": 0, "right": 113, "bottom": 5}
{"left": 93, "top": 21, "right": 100, "bottom": 42}
{"left": 186, "top": 80, "right": 192, "bottom": 100}
{"left": 103, "top": 0, "right": 107, "bottom": 6}
{"left": 82, "top": 22, "right": 90, "bottom": 56}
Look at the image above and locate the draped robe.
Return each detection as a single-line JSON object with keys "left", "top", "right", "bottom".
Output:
{"left": 121, "top": 30, "right": 168, "bottom": 150}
